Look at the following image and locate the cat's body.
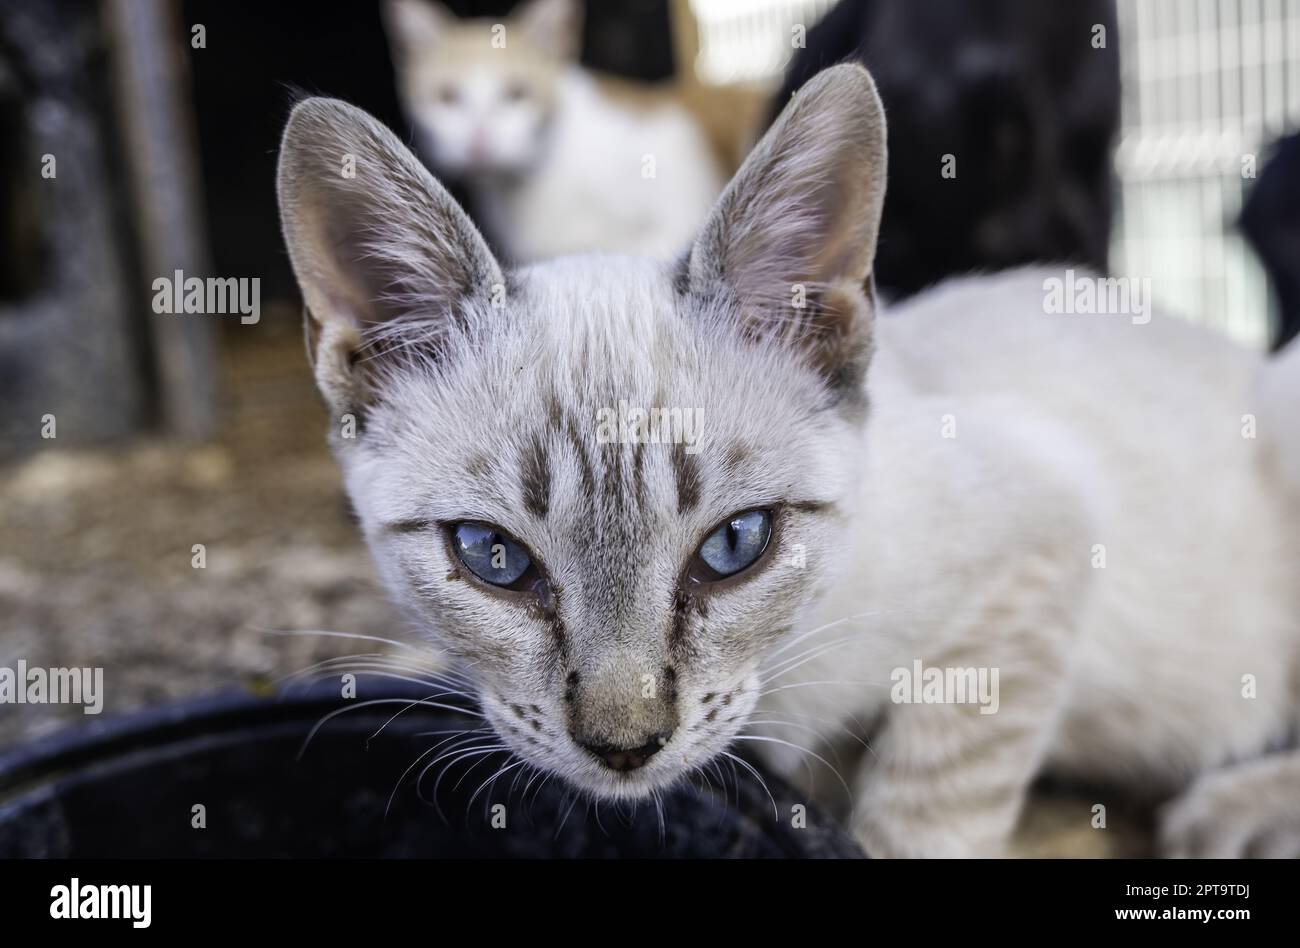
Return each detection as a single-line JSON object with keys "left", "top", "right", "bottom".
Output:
{"left": 470, "top": 68, "right": 725, "bottom": 261}
{"left": 384, "top": 0, "right": 723, "bottom": 261}
{"left": 277, "top": 64, "right": 1300, "bottom": 857}
{"left": 761, "top": 269, "right": 1300, "bottom": 855}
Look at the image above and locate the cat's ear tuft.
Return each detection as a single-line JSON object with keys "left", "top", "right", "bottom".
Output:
{"left": 687, "top": 63, "right": 887, "bottom": 395}
{"left": 277, "top": 97, "right": 503, "bottom": 415}
{"left": 514, "top": 0, "right": 580, "bottom": 61}
{"left": 383, "top": 0, "right": 451, "bottom": 61}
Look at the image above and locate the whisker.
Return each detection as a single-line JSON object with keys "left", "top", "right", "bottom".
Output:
{"left": 718, "top": 750, "right": 779, "bottom": 820}
{"left": 764, "top": 609, "right": 890, "bottom": 661}
{"left": 554, "top": 790, "right": 582, "bottom": 841}
{"left": 762, "top": 605, "right": 942, "bottom": 681}
{"left": 733, "top": 733, "right": 853, "bottom": 809}
{"left": 290, "top": 667, "right": 471, "bottom": 711}
{"left": 748, "top": 706, "right": 877, "bottom": 758}
{"left": 278, "top": 651, "right": 391, "bottom": 683}
{"left": 524, "top": 765, "right": 555, "bottom": 818}
{"left": 467, "top": 757, "right": 526, "bottom": 816}
{"left": 366, "top": 689, "right": 480, "bottom": 744}
{"left": 759, "top": 633, "right": 874, "bottom": 685}
{"left": 297, "top": 696, "right": 483, "bottom": 760}
{"left": 423, "top": 744, "right": 508, "bottom": 821}
{"left": 452, "top": 746, "right": 509, "bottom": 793}
{"left": 292, "top": 646, "right": 478, "bottom": 689}
{"left": 706, "top": 758, "right": 731, "bottom": 809}
{"left": 724, "top": 754, "right": 740, "bottom": 802}
{"left": 508, "top": 760, "right": 534, "bottom": 801}
{"left": 743, "top": 716, "right": 840, "bottom": 759}
{"left": 386, "top": 727, "right": 489, "bottom": 817}
{"left": 758, "top": 678, "right": 877, "bottom": 698}
{"left": 432, "top": 745, "right": 504, "bottom": 795}
{"left": 651, "top": 787, "right": 666, "bottom": 846}
{"left": 281, "top": 656, "right": 472, "bottom": 691}
{"left": 258, "top": 627, "right": 423, "bottom": 652}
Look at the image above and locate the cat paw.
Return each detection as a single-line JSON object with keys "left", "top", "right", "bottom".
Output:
{"left": 1158, "top": 758, "right": 1300, "bottom": 858}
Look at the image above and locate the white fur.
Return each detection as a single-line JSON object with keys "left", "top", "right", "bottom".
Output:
{"left": 386, "top": 0, "right": 724, "bottom": 261}
{"left": 469, "top": 69, "right": 725, "bottom": 261}
{"left": 278, "top": 64, "right": 1300, "bottom": 857}
{"left": 759, "top": 268, "right": 1300, "bottom": 855}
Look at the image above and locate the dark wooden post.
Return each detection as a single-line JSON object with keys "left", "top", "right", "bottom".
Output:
{"left": 106, "top": 0, "right": 215, "bottom": 440}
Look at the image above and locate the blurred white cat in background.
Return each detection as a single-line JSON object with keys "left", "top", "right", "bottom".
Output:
{"left": 384, "top": 0, "right": 724, "bottom": 262}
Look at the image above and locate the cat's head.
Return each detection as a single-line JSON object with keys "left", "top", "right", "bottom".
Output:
{"left": 383, "top": 0, "right": 577, "bottom": 176}
{"left": 276, "top": 64, "right": 886, "bottom": 801}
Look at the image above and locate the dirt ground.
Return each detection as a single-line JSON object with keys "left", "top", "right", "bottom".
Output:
{"left": 0, "top": 323, "right": 397, "bottom": 748}
{"left": 0, "top": 322, "right": 1151, "bottom": 856}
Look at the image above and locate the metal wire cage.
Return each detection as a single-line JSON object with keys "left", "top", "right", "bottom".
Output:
{"left": 1113, "top": 0, "right": 1300, "bottom": 347}
{"left": 692, "top": 0, "right": 1300, "bottom": 347}
{"left": 688, "top": 0, "right": 835, "bottom": 84}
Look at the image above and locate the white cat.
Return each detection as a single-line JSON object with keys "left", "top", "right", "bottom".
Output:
{"left": 383, "top": 0, "right": 724, "bottom": 262}
{"left": 277, "top": 63, "right": 1300, "bottom": 857}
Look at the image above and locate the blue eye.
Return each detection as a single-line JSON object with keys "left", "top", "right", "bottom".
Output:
{"left": 451, "top": 522, "right": 532, "bottom": 587}
{"left": 695, "top": 510, "right": 772, "bottom": 579}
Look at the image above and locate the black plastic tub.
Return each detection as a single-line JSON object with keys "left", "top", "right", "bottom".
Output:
{"left": 0, "top": 682, "right": 863, "bottom": 858}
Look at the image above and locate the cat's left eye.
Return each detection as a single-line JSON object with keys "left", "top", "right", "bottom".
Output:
{"left": 502, "top": 81, "right": 528, "bottom": 103}
{"left": 689, "top": 509, "right": 773, "bottom": 584}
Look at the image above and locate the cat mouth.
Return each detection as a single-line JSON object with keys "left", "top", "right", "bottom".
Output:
{"left": 541, "top": 737, "right": 694, "bottom": 800}
{"left": 558, "top": 733, "right": 746, "bottom": 803}
{"left": 565, "top": 761, "right": 678, "bottom": 800}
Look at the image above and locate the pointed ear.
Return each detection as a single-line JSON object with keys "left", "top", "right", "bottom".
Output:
{"left": 277, "top": 97, "right": 503, "bottom": 416}
{"left": 382, "top": 0, "right": 452, "bottom": 62}
{"left": 687, "top": 63, "right": 887, "bottom": 394}
{"left": 514, "top": 0, "right": 580, "bottom": 61}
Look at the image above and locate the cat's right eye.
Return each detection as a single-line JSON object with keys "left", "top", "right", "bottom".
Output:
{"left": 437, "top": 85, "right": 460, "bottom": 106}
{"left": 449, "top": 522, "right": 541, "bottom": 592}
